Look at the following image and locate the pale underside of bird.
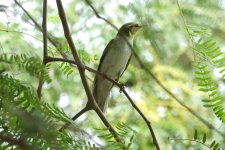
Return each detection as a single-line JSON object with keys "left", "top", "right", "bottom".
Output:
{"left": 92, "top": 22, "right": 141, "bottom": 112}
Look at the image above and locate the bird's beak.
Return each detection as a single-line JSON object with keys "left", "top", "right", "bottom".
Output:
{"left": 135, "top": 25, "right": 143, "bottom": 31}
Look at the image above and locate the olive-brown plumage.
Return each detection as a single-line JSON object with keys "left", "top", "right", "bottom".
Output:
{"left": 92, "top": 22, "right": 142, "bottom": 112}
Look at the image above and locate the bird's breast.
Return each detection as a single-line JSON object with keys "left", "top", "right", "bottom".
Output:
{"left": 99, "top": 36, "right": 132, "bottom": 78}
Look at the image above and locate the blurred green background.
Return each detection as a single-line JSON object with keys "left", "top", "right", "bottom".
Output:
{"left": 1, "top": 0, "right": 225, "bottom": 149}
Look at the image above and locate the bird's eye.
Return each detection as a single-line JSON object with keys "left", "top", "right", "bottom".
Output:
{"left": 134, "top": 24, "right": 139, "bottom": 27}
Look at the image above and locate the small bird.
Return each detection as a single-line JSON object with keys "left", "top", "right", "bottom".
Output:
{"left": 92, "top": 22, "right": 142, "bottom": 112}
{"left": 59, "top": 23, "right": 142, "bottom": 131}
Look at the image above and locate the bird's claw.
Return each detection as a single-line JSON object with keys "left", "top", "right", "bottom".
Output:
{"left": 119, "top": 83, "right": 125, "bottom": 93}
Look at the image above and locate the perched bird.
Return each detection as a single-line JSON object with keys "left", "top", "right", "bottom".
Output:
{"left": 59, "top": 23, "right": 142, "bottom": 131}
{"left": 92, "top": 22, "right": 142, "bottom": 112}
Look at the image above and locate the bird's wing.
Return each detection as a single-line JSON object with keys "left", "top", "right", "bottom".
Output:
{"left": 119, "top": 53, "right": 132, "bottom": 78}
{"left": 97, "top": 39, "right": 115, "bottom": 71}
{"left": 116, "top": 54, "right": 132, "bottom": 81}
{"left": 93, "top": 39, "right": 115, "bottom": 100}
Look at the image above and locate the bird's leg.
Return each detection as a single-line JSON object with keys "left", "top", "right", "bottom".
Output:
{"left": 115, "top": 81, "right": 125, "bottom": 93}
{"left": 114, "top": 77, "right": 125, "bottom": 93}
{"left": 119, "top": 83, "right": 125, "bottom": 93}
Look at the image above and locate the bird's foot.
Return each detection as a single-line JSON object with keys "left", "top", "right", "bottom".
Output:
{"left": 119, "top": 83, "right": 125, "bottom": 93}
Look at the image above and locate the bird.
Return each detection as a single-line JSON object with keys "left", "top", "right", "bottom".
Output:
{"left": 92, "top": 22, "right": 142, "bottom": 112}
{"left": 59, "top": 22, "right": 142, "bottom": 131}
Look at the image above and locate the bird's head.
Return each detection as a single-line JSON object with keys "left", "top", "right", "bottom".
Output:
{"left": 117, "top": 22, "right": 142, "bottom": 37}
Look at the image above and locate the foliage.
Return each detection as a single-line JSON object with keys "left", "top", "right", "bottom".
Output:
{"left": 0, "top": 53, "right": 51, "bottom": 82}
{"left": 0, "top": 0, "right": 225, "bottom": 149}
{"left": 195, "top": 64, "right": 225, "bottom": 123}
{"left": 181, "top": 13, "right": 225, "bottom": 123}
{"left": 97, "top": 122, "right": 135, "bottom": 150}
{"left": 169, "top": 130, "right": 223, "bottom": 150}
{"left": 0, "top": 54, "right": 135, "bottom": 149}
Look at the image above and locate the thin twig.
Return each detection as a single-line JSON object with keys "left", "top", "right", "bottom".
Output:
{"left": 55, "top": 0, "right": 121, "bottom": 143}
{"left": 86, "top": 0, "right": 118, "bottom": 30}
{"left": 37, "top": 0, "right": 48, "bottom": 98}
{"left": 14, "top": 0, "right": 66, "bottom": 58}
{"left": 84, "top": 0, "right": 225, "bottom": 138}
{"left": 0, "top": 29, "right": 57, "bottom": 53}
{"left": 169, "top": 137, "right": 224, "bottom": 150}
{"left": 122, "top": 89, "right": 160, "bottom": 148}
{"left": 0, "top": 29, "right": 43, "bottom": 42}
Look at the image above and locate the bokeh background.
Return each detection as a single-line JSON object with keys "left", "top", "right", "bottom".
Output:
{"left": 1, "top": 0, "right": 225, "bottom": 149}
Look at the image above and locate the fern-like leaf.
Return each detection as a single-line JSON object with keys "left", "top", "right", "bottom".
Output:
{"left": 0, "top": 53, "right": 51, "bottom": 82}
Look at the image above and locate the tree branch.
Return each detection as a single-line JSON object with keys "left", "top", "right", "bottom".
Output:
{"left": 42, "top": 0, "right": 48, "bottom": 61}
{"left": 55, "top": 0, "right": 121, "bottom": 143}
{"left": 37, "top": 0, "right": 48, "bottom": 98}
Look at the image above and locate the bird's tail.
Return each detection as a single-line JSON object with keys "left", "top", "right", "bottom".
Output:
{"left": 92, "top": 86, "right": 108, "bottom": 112}
{"left": 92, "top": 77, "right": 112, "bottom": 112}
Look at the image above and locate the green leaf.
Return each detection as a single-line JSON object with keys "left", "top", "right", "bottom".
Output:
{"left": 213, "top": 106, "right": 223, "bottom": 112}
{"left": 209, "top": 91, "right": 217, "bottom": 97}
{"left": 210, "top": 141, "right": 216, "bottom": 148}
{"left": 195, "top": 70, "right": 210, "bottom": 75}
{"left": 203, "top": 104, "right": 212, "bottom": 107}
{"left": 198, "top": 81, "right": 214, "bottom": 87}
{"left": 208, "top": 87, "right": 217, "bottom": 91}
{"left": 211, "top": 96, "right": 222, "bottom": 102}
{"left": 59, "top": 62, "right": 65, "bottom": 68}
{"left": 215, "top": 108, "right": 224, "bottom": 116}
{"left": 210, "top": 52, "right": 223, "bottom": 59}
{"left": 217, "top": 112, "right": 225, "bottom": 118}
{"left": 195, "top": 76, "right": 211, "bottom": 81}
{"left": 201, "top": 99, "right": 211, "bottom": 102}
{"left": 202, "top": 133, "right": 206, "bottom": 143}
{"left": 194, "top": 130, "right": 198, "bottom": 140}
{"left": 213, "top": 101, "right": 223, "bottom": 107}
{"left": 194, "top": 64, "right": 207, "bottom": 69}
{"left": 213, "top": 57, "right": 225, "bottom": 64}
{"left": 198, "top": 86, "right": 217, "bottom": 92}
{"left": 213, "top": 143, "right": 219, "bottom": 150}
{"left": 222, "top": 74, "right": 225, "bottom": 79}
{"left": 205, "top": 41, "right": 216, "bottom": 49}
{"left": 206, "top": 47, "right": 219, "bottom": 54}
{"left": 198, "top": 88, "right": 208, "bottom": 92}
{"left": 219, "top": 68, "right": 225, "bottom": 74}
{"left": 66, "top": 70, "right": 73, "bottom": 77}
{"left": 203, "top": 39, "right": 213, "bottom": 46}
